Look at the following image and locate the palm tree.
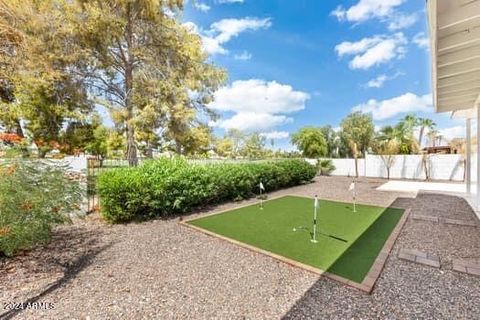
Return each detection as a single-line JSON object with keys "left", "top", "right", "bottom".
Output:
{"left": 377, "top": 125, "right": 397, "bottom": 144}
{"left": 436, "top": 134, "right": 444, "bottom": 146}
{"left": 427, "top": 129, "right": 439, "bottom": 147}
{"left": 417, "top": 118, "right": 436, "bottom": 147}
{"left": 377, "top": 124, "right": 418, "bottom": 154}
{"left": 400, "top": 114, "right": 418, "bottom": 134}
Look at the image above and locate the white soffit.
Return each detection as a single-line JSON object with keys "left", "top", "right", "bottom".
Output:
{"left": 451, "top": 107, "right": 477, "bottom": 119}
{"left": 428, "top": 0, "right": 480, "bottom": 113}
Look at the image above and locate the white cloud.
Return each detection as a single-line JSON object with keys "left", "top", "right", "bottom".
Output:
{"left": 183, "top": 21, "right": 200, "bottom": 34}
{"left": 366, "top": 74, "right": 388, "bottom": 88}
{"left": 352, "top": 92, "right": 433, "bottom": 120}
{"left": 209, "top": 79, "right": 309, "bottom": 132}
{"left": 365, "top": 71, "right": 404, "bottom": 88}
{"left": 331, "top": 6, "right": 347, "bottom": 21}
{"left": 234, "top": 51, "right": 252, "bottom": 60}
{"left": 438, "top": 126, "right": 465, "bottom": 140}
{"left": 335, "top": 33, "right": 407, "bottom": 70}
{"left": 388, "top": 12, "right": 418, "bottom": 31}
{"left": 215, "top": 113, "right": 293, "bottom": 131}
{"left": 184, "top": 18, "right": 271, "bottom": 55}
{"left": 332, "top": 1, "right": 417, "bottom": 32}
{"left": 193, "top": 2, "right": 211, "bottom": 12}
{"left": 260, "top": 131, "right": 290, "bottom": 140}
{"left": 332, "top": 0, "right": 405, "bottom": 23}
{"left": 335, "top": 35, "right": 382, "bottom": 57}
{"left": 413, "top": 32, "right": 430, "bottom": 50}
{"left": 184, "top": 22, "right": 228, "bottom": 55}
{"left": 209, "top": 79, "right": 310, "bottom": 114}
{"left": 202, "top": 36, "right": 228, "bottom": 55}
{"left": 210, "top": 18, "right": 272, "bottom": 43}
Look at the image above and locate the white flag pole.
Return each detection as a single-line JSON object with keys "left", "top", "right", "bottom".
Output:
{"left": 311, "top": 195, "right": 318, "bottom": 243}
{"left": 352, "top": 180, "right": 357, "bottom": 213}
{"left": 259, "top": 181, "right": 264, "bottom": 210}
{"left": 353, "top": 194, "right": 356, "bottom": 212}
{"left": 349, "top": 180, "right": 357, "bottom": 213}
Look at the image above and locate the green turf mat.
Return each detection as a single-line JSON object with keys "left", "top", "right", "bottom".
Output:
{"left": 187, "top": 195, "right": 404, "bottom": 283}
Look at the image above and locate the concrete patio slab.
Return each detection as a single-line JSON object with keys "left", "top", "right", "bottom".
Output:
{"left": 377, "top": 181, "right": 472, "bottom": 194}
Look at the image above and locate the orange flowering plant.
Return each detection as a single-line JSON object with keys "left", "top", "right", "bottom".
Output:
{"left": 0, "top": 133, "right": 23, "bottom": 145}
{"left": 0, "top": 160, "right": 83, "bottom": 256}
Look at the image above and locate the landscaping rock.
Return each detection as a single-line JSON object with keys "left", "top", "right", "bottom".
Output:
{"left": 1, "top": 177, "right": 479, "bottom": 319}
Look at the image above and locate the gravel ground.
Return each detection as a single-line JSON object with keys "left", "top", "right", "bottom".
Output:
{"left": 1, "top": 176, "right": 479, "bottom": 320}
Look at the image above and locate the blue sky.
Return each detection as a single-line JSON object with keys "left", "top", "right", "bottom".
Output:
{"left": 182, "top": 0, "right": 467, "bottom": 150}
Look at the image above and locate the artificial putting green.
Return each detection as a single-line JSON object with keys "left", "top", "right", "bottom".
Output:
{"left": 187, "top": 195, "right": 404, "bottom": 283}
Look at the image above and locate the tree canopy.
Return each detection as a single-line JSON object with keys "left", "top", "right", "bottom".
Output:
{"left": 73, "top": 0, "right": 225, "bottom": 164}
{"left": 340, "top": 111, "right": 375, "bottom": 158}
{"left": 0, "top": 0, "right": 93, "bottom": 156}
{"left": 0, "top": 0, "right": 226, "bottom": 162}
{"left": 291, "top": 127, "right": 327, "bottom": 158}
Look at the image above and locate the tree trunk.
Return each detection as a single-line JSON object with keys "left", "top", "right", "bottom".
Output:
{"left": 145, "top": 142, "right": 153, "bottom": 158}
{"left": 423, "top": 156, "right": 430, "bottom": 181}
{"left": 38, "top": 149, "right": 47, "bottom": 158}
{"left": 125, "top": 3, "right": 137, "bottom": 167}
{"left": 351, "top": 142, "right": 359, "bottom": 178}
{"left": 14, "top": 119, "right": 30, "bottom": 157}
{"left": 354, "top": 155, "right": 359, "bottom": 178}
{"left": 126, "top": 123, "right": 137, "bottom": 166}
{"left": 14, "top": 119, "right": 24, "bottom": 138}
{"left": 175, "top": 139, "right": 182, "bottom": 155}
{"left": 418, "top": 127, "right": 424, "bottom": 147}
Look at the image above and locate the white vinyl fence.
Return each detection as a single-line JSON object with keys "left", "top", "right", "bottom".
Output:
{"left": 316, "top": 154, "right": 477, "bottom": 182}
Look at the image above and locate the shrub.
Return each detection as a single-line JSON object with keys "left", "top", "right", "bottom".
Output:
{"left": 0, "top": 160, "right": 83, "bottom": 256}
{"left": 0, "top": 133, "right": 23, "bottom": 145}
{"left": 97, "top": 158, "right": 316, "bottom": 223}
{"left": 318, "top": 159, "right": 336, "bottom": 176}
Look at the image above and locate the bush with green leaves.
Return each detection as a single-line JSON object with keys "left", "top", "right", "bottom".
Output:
{"left": 97, "top": 158, "right": 316, "bottom": 223}
{"left": 0, "top": 160, "right": 83, "bottom": 256}
{"left": 318, "top": 159, "right": 336, "bottom": 176}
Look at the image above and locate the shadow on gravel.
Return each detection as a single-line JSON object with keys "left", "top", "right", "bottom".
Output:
{"left": 0, "top": 227, "right": 112, "bottom": 320}
{"left": 388, "top": 197, "right": 414, "bottom": 210}
{"left": 414, "top": 192, "right": 476, "bottom": 217}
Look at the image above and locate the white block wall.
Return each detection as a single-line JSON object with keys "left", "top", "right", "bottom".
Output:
{"left": 313, "top": 154, "right": 479, "bottom": 182}
{"left": 429, "top": 154, "right": 465, "bottom": 181}
{"left": 365, "top": 154, "right": 465, "bottom": 181}
{"left": 314, "top": 158, "right": 365, "bottom": 177}
{"left": 366, "top": 155, "right": 420, "bottom": 179}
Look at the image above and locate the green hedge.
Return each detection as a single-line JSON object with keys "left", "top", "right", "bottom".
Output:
{"left": 97, "top": 158, "right": 316, "bottom": 223}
